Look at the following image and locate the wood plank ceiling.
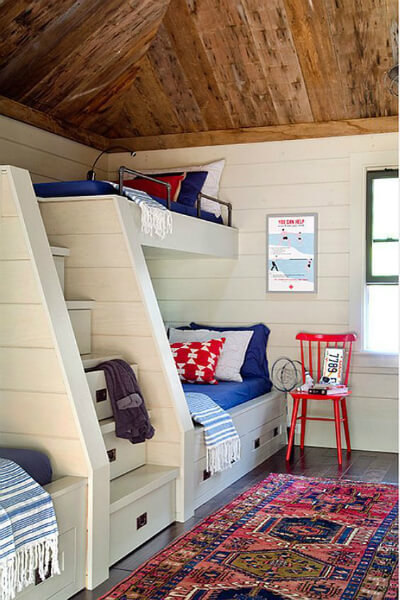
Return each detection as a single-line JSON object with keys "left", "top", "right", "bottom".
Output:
{"left": 0, "top": 0, "right": 397, "bottom": 150}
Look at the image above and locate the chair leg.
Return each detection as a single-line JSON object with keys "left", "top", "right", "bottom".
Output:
{"left": 333, "top": 399, "right": 342, "bottom": 465}
{"left": 286, "top": 397, "right": 300, "bottom": 462}
{"left": 300, "top": 399, "right": 307, "bottom": 451}
{"left": 340, "top": 398, "right": 351, "bottom": 453}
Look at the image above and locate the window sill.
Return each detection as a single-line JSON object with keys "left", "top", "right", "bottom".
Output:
{"left": 352, "top": 351, "right": 398, "bottom": 374}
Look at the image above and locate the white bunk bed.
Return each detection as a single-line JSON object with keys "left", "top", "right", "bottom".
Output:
{"left": 1, "top": 164, "right": 285, "bottom": 597}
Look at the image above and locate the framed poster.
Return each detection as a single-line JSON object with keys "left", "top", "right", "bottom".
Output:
{"left": 266, "top": 213, "right": 318, "bottom": 292}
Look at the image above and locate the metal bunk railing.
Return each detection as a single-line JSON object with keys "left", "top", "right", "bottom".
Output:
{"left": 118, "top": 166, "right": 232, "bottom": 227}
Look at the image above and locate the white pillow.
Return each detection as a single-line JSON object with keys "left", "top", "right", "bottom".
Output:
{"left": 169, "top": 327, "right": 253, "bottom": 382}
{"left": 142, "top": 159, "right": 225, "bottom": 217}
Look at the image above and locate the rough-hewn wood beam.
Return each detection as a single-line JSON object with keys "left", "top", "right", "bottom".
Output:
{"left": 110, "top": 116, "right": 398, "bottom": 151}
{"left": 0, "top": 95, "right": 108, "bottom": 150}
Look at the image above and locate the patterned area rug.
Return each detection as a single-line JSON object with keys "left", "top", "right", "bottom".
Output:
{"left": 100, "top": 474, "right": 398, "bottom": 600}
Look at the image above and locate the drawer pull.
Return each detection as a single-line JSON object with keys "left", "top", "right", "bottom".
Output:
{"left": 203, "top": 469, "right": 211, "bottom": 481}
{"left": 96, "top": 388, "right": 107, "bottom": 403}
{"left": 107, "top": 448, "right": 116, "bottom": 462}
{"left": 136, "top": 512, "right": 147, "bottom": 530}
{"left": 35, "top": 568, "right": 51, "bottom": 586}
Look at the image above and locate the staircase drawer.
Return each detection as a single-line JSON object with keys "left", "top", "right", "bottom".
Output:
{"left": 86, "top": 365, "right": 139, "bottom": 420}
{"left": 110, "top": 480, "right": 175, "bottom": 565}
{"left": 104, "top": 432, "right": 146, "bottom": 479}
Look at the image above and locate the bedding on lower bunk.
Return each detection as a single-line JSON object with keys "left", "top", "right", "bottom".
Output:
{"left": 182, "top": 377, "right": 272, "bottom": 411}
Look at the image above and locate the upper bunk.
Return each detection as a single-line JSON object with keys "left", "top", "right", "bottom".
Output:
{"left": 34, "top": 169, "right": 238, "bottom": 259}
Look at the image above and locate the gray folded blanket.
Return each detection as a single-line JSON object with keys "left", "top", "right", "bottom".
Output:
{"left": 86, "top": 359, "right": 154, "bottom": 444}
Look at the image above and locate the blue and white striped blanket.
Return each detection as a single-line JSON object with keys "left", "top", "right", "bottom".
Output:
{"left": 105, "top": 181, "right": 173, "bottom": 239}
{"left": 185, "top": 393, "right": 240, "bottom": 475}
{"left": 0, "top": 459, "right": 59, "bottom": 600}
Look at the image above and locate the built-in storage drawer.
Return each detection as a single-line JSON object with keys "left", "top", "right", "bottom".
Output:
{"left": 104, "top": 430, "right": 146, "bottom": 479}
{"left": 16, "top": 477, "right": 87, "bottom": 600}
{"left": 193, "top": 391, "right": 285, "bottom": 464}
{"left": 85, "top": 364, "right": 139, "bottom": 420}
{"left": 193, "top": 414, "right": 285, "bottom": 509}
{"left": 110, "top": 478, "right": 175, "bottom": 565}
{"left": 66, "top": 300, "right": 94, "bottom": 355}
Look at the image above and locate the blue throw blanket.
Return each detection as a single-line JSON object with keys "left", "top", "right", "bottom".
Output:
{"left": 185, "top": 393, "right": 240, "bottom": 475}
{"left": 105, "top": 181, "right": 173, "bottom": 239}
{"left": 0, "top": 459, "right": 59, "bottom": 600}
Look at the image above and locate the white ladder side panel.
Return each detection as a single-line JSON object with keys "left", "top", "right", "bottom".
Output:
{"left": 115, "top": 197, "right": 195, "bottom": 522}
{"left": 1, "top": 166, "right": 110, "bottom": 589}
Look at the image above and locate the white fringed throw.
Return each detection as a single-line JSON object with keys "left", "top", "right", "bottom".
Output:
{"left": 106, "top": 182, "right": 173, "bottom": 239}
{"left": 185, "top": 393, "right": 240, "bottom": 475}
{"left": 0, "top": 459, "right": 59, "bottom": 600}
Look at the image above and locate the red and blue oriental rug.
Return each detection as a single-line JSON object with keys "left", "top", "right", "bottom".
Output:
{"left": 100, "top": 474, "right": 398, "bottom": 600}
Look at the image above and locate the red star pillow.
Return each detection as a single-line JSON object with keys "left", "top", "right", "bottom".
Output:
{"left": 170, "top": 338, "right": 225, "bottom": 384}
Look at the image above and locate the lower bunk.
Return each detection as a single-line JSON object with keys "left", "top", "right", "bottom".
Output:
{"left": 192, "top": 390, "right": 286, "bottom": 509}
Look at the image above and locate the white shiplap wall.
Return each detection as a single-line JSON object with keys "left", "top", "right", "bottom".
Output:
{"left": 109, "top": 132, "right": 398, "bottom": 453}
{"left": 0, "top": 116, "right": 107, "bottom": 183}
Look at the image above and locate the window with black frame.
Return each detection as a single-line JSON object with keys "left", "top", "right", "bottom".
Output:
{"left": 365, "top": 169, "right": 399, "bottom": 353}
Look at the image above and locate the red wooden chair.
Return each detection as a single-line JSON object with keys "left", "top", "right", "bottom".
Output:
{"left": 286, "top": 332, "right": 357, "bottom": 465}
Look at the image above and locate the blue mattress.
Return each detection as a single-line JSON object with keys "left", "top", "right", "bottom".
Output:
{"left": 182, "top": 377, "right": 272, "bottom": 411}
{"left": 33, "top": 180, "right": 223, "bottom": 224}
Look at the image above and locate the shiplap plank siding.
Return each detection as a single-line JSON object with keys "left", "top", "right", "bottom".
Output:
{"left": 0, "top": 116, "right": 107, "bottom": 183}
{"left": 117, "top": 132, "right": 399, "bottom": 452}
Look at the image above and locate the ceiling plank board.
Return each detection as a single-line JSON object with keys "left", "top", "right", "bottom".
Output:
{"left": 0, "top": 0, "right": 119, "bottom": 100}
{"left": 185, "top": 0, "right": 281, "bottom": 128}
{"left": 325, "top": 0, "right": 397, "bottom": 119}
{"left": 282, "top": 0, "right": 349, "bottom": 121}
{"left": 0, "top": 0, "right": 77, "bottom": 71}
{"left": 0, "top": 95, "right": 108, "bottom": 150}
{"left": 79, "top": 56, "right": 184, "bottom": 137}
{"left": 145, "top": 22, "right": 207, "bottom": 132}
{"left": 161, "top": 0, "right": 234, "bottom": 130}
{"left": 238, "top": 0, "right": 314, "bottom": 124}
{"left": 110, "top": 116, "right": 398, "bottom": 151}
{"left": 25, "top": 0, "right": 171, "bottom": 120}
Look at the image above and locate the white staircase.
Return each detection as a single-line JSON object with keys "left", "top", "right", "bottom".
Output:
{"left": 51, "top": 247, "right": 178, "bottom": 566}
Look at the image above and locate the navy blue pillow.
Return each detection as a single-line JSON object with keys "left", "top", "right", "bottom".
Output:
{"left": 189, "top": 322, "right": 271, "bottom": 384}
{"left": 151, "top": 172, "right": 208, "bottom": 207}
{"left": 0, "top": 448, "right": 52, "bottom": 486}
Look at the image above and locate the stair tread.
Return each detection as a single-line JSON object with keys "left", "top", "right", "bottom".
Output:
{"left": 100, "top": 411, "right": 151, "bottom": 436}
{"left": 100, "top": 418, "right": 115, "bottom": 435}
{"left": 81, "top": 354, "right": 123, "bottom": 368}
{"left": 50, "top": 245, "right": 70, "bottom": 257}
{"left": 110, "top": 465, "right": 179, "bottom": 513}
{"left": 66, "top": 299, "right": 95, "bottom": 310}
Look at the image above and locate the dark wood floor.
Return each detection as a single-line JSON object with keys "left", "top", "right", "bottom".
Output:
{"left": 72, "top": 446, "right": 398, "bottom": 600}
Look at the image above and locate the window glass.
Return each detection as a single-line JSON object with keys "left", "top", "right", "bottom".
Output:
{"left": 365, "top": 285, "right": 399, "bottom": 353}
{"left": 372, "top": 177, "right": 399, "bottom": 240}
{"left": 372, "top": 241, "right": 399, "bottom": 277}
